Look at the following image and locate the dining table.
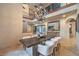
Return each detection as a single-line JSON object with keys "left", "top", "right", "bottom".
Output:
{"left": 19, "top": 35, "right": 48, "bottom": 56}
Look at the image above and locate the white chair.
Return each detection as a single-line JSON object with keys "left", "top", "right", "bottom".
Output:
{"left": 54, "top": 37, "right": 62, "bottom": 42}
{"left": 25, "top": 46, "right": 38, "bottom": 56}
{"left": 38, "top": 37, "right": 62, "bottom": 56}
{"left": 25, "top": 47, "right": 33, "bottom": 56}
{"left": 50, "top": 37, "right": 61, "bottom": 47}
{"left": 45, "top": 37, "right": 61, "bottom": 49}
{"left": 48, "top": 38, "right": 57, "bottom": 47}
{"left": 38, "top": 43, "right": 55, "bottom": 56}
{"left": 55, "top": 37, "right": 61, "bottom": 40}
{"left": 52, "top": 37, "right": 62, "bottom": 55}
{"left": 5, "top": 49, "right": 29, "bottom": 56}
{"left": 45, "top": 38, "right": 56, "bottom": 46}
{"left": 54, "top": 37, "right": 62, "bottom": 47}
{"left": 45, "top": 38, "right": 59, "bottom": 56}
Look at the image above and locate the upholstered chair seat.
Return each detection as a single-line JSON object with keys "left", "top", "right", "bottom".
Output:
{"left": 38, "top": 43, "right": 55, "bottom": 56}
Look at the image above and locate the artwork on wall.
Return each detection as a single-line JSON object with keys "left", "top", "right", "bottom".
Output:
{"left": 23, "top": 19, "right": 32, "bottom": 33}
{"left": 48, "top": 21, "right": 60, "bottom": 31}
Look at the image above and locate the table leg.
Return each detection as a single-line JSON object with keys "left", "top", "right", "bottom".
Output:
{"left": 32, "top": 45, "right": 38, "bottom": 56}
{"left": 23, "top": 45, "right": 26, "bottom": 50}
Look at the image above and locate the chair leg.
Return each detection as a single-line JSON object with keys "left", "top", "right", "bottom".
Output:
{"left": 57, "top": 43, "right": 61, "bottom": 55}
{"left": 52, "top": 47, "right": 57, "bottom": 56}
{"left": 53, "top": 44, "right": 61, "bottom": 56}
{"left": 52, "top": 52, "right": 55, "bottom": 56}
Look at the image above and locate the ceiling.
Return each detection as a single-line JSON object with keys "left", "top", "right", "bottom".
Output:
{"left": 22, "top": 3, "right": 52, "bottom": 20}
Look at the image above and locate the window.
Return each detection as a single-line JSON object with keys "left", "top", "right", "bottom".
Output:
{"left": 34, "top": 25, "right": 46, "bottom": 35}
{"left": 45, "top": 3, "right": 61, "bottom": 13}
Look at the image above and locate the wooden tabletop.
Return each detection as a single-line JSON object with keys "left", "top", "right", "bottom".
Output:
{"left": 19, "top": 36, "right": 47, "bottom": 48}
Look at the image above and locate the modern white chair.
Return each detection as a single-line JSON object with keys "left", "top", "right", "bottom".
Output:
{"left": 51, "top": 38, "right": 59, "bottom": 49}
{"left": 54, "top": 37, "right": 62, "bottom": 47}
{"left": 25, "top": 47, "right": 33, "bottom": 56}
{"left": 54, "top": 37, "right": 62, "bottom": 43}
{"left": 55, "top": 37, "right": 61, "bottom": 39}
{"left": 41, "top": 37, "right": 62, "bottom": 56}
{"left": 5, "top": 49, "right": 29, "bottom": 56}
{"left": 50, "top": 37, "right": 61, "bottom": 47}
{"left": 38, "top": 44, "right": 54, "bottom": 56}
{"left": 52, "top": 37, "right": 62, "bottom": 55}
{"left": 45, "top": 38, "right": 56, "bottom": 46}
{"left": 45, "top": 38, "right": 59, "bottom": 55}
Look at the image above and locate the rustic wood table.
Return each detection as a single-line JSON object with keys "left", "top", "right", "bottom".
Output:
{"left": 19, "top": 36, "right": 47, "bottom": 56}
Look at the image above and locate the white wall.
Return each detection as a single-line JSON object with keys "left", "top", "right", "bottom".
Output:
{"left": 0, "top": 4, "right": 22, "bottom": 49}
{"left": 60, "top": 4, "right": 79, "bottom": 50}
{"left": 60, "top": 14, "right": 77, "bottom": 39}
{"left": 60, "top": 18, "right": 70, "bottom": 39}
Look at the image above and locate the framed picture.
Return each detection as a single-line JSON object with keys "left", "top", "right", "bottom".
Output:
{"left": 23, "top": 18, "right": 32, "bottom": 33}
{"left": 48, "top": 21, "right": 60, "bottom": 31}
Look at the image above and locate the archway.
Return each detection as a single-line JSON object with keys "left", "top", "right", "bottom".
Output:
{"left": 66, "top": 18, "right": 76, "bottom": 38}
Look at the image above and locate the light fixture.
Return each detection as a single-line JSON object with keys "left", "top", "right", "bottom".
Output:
{"left": 33, "top": 18, "right": 37, "bottom": 22}
{"left": 62, "top": 14, "right": 66, "bottom": 18}
{"left": 33, "top": 4, "right": 47, "bottom": 22}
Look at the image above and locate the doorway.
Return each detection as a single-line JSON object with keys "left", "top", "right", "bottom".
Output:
{"left": 69, "top": 19, "right": 76, "bottom": 38}
{"left": 66, "top": 18, "right": 76, "bottom": 38}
